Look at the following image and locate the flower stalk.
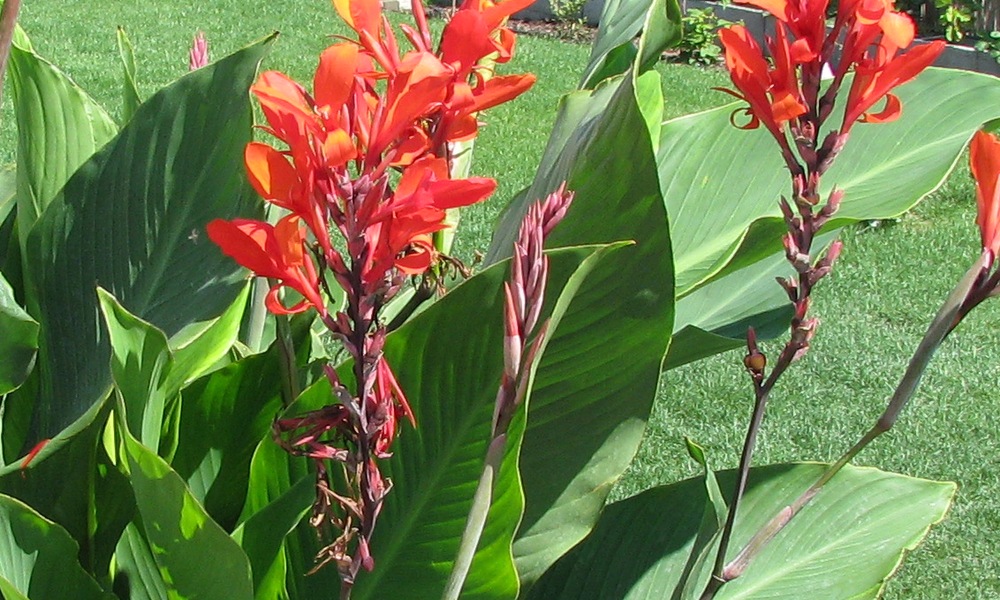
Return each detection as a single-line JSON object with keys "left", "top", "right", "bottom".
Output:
{"left": 206, "top": 0, "right": 537, "bottom": 591}
{"left": 704, "top": 0, "right": 947, "bottom": 596}
{"left": 442, "top": 186, "right": 573, "bottom": 600}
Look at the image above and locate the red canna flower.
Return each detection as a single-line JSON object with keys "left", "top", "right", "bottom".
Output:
{"left": 439, "top": 0, "right": 534, "bottom": 77}
{"left": 210, "top": 0, "right": 537, "bottom": 582}
{"left": 370, "top": 51, "right": 452, "bottom": 159}
{"left": 840, "top": 38, "right": 944, "bottom": 132}
{"left": 718, "top": 24, "right": 807, "bottom": 142}
{"left": 206, "top": 216, "right": 326, "bottom": 316}
{"left": 364, "top": 157, "right": 497, "bottom": 282}
{"left": 736, "top": 0, "right": 829, "bottom": 63}
{"left": 970, "top": 130, "right": 1000, "bottom": 259}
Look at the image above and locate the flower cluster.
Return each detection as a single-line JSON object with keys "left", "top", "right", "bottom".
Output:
{"left": 707, "top": 3, "right": 947, "bottom": 592}
{"left": 718, "top": 0, "right": 945, "bottom": 176}
{"left": 207, "top": 0, "right": 535, "bottom": 587}
{"left": 717, "top": 0, "right": 945, "bottom": 366}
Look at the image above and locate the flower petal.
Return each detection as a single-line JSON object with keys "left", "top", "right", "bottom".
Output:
{"left": 245, "top": 142, "right": 299, "bottom": 205}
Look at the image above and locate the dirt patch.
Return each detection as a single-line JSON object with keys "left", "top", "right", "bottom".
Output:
{"left": 425, "top": 6, "right": 599, "bottom": 44}
{"left": 507, "top": 18, "right": 598, "bottom": 44}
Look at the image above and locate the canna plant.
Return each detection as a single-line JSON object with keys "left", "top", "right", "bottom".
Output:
{"left": 206, "top": 0, "right": 538, "bottom": 590}
{"left": 0, "top": 0, "right": 1000, "bottom": 598}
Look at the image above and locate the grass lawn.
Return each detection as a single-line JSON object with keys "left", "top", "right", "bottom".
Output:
{"left": 5, "top": 2, "right": 999, "bottom": 598}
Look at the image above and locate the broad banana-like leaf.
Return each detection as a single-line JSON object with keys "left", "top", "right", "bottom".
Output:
{"left": 7, "top": 26, "right": 117, "bottom": 245}
{"left": 0, "top": 271, "right": 37, "bottom": 394}
{"left": 21, "top": 35, "right": 273, "bottom": 438}
{"left": 528, "top": 463, "right": 955, "bottom": 599}
{"left": 0, "top": 494, "right": 110, "bottom": 600}
{"left": 659, "top": 68, "right": 1000, "bottom": 365}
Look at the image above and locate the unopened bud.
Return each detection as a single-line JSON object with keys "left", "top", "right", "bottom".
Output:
{"left": 776, "top": 276, "right": 798, "bottom": 301}
{"left": 822, "top": 188, "right": 843, "bottom": 217}
{"left": 744, "top": 327, "right": 766, "bottom": 379}
{"left": 744, "top": 351, "right": 767, "bottom": 373}
{"left": 784, "top": 234, "right": 811, "bottom": 273}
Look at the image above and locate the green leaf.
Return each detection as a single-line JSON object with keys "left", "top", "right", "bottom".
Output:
{"left": 98, "top": 287, "right": 175, "bottom": 450}
{"left": 0, "top": 271, "right": 37, "bottom": 395}
{"left": 113, "top": 523, "right": 170, "bottom": 600}
{"left": 0, "top": 494, "right": 110, "bottom": 600}
{"left": 0, "top": 396, "right": 117, "bottom": 575}
{"left": 238, "top": 433, "right": 312, "bottom": 600}
{"left": 168, "top": 282, "right": 250, "bottom": 390}
{"left": 665, "top": 232, "right": 837, "bottom": 369}
{"left": 231, "top": 475, "right": 313, "bottom": 598}
{"left": 8, "top": 26, "right": 117, "bottom": 245}
{"left": 122, "top": 425, "right": 254, "bottom": 600}
{"left": 528, "top": 463, "right": 955, "bottom": 599}
{"left": 116, "top": 27, "right": 142, "bottom": 124}
{"left": 283, "top": 243, "right": 628, "bottom": 599}
{"left": 487, "top": 61, "right": 674, "bottom": 587}
{"left": 0, "top": 165, "right": 19, "bottom": 284}
{"left": 22, "top": 35, "right": 274, "bottom": 439}
{"left": 580, "top": 0, "right": 681, "bottom": 89}
{"left": 661, "top": 68, "right": 1000, "bottom": 298}
{"left": 171, "top": 338, "right": 288, "bottom": 530}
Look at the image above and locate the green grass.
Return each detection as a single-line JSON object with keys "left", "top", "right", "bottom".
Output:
{"left": 4, "top": 2, "right": 998, "bottom": 598}
{"left": 623, "top": 182, "right": 1000, "bottom": 599}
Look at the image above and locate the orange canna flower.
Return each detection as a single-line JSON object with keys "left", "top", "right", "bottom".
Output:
{"left": 737, "top": 0, "right": 829, "bottom": 62}
{"left": 206, "top": 215, "right": 326, "bottom": 316}
{"left": 970, "top": 130, "right": 1000, "bottom": 258}
{"left": 439, "top": 72, "right": 537, "bottom": 142}
{"left": 439, "top": 0, "right": 535, "bottom": 76}
{"left": 718, "top": 24, "right": 807, "bottom": 140}
{"left": 840, "top": 38, "right": 944, "bottom": 132}
{"left": 371, "top": 51, "right": 452, "bottom": 159}
{"left": 332, "top": 0, "right": 382, "bottom": 40}
{"left": 363, "top": 157, "right": 496, "bottom": 281}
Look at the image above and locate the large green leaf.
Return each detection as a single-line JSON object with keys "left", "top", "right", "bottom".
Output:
{"left": 231, "top": 475, "right": 313, "bottom": 599}
{"left": 99, "top": 287, "right": 175, "bottom": 450}
{"left": 276, "top": 242, "right": 625, "bottom": 598}
{"left": 122, "top": 427, "right": 254, "bottom": 600}
{"left": 238, "top": 432, "right": 313, "bottom": 600}
{"left": 0, "top": 396, "right": 115, "bottom": 572}
{"left": 662, "top": 68, "right": 1000, "bottom": 298}
{"left": 98, "top": 284, "right": 251, "bottom": 460}
{"left": 329, "top": 243, "right": 629, "bottom": 599}
{"left": 22, "top": 35, "right": 274, "bottom": 438}
{"left": 0, "top": 167, "right": 22, "bottom": 300}
{"left": 7, "top": 27, "right": 117, "bottom": 245}
{"left": 528, "top": 463, "right": 955, "bottom": 599}
{"left": 666, "top": 231, "right": 839, "bottom": 369}
{"left": 113, "top": 523, "right": 170, "bottom": 600}
{"left": 486, "top": 34, "right": 675, "bottom": 588}
{"left": 0, "top": 494, "right": 110, "bottom": 600}
{"left": 580, "top": 0, "right": 681, "bottom": 89}
{"left": 172, "top": 334, "right": 289, "bottom": 530}
{"left": 0, "top": 271, "right": 37, "bottom": 394}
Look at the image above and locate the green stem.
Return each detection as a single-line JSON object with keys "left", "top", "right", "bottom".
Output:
{"left": 717, "top": 252, "right": 991, "bottom": 584}
{"left": 244, "top": 278, "right": 269, "bottom": 352}
{"left": 442, "top": 434, "right": 506, "bottom": 600}
{"left": 272, "top": 301, "right": 299, "bottom": 407}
